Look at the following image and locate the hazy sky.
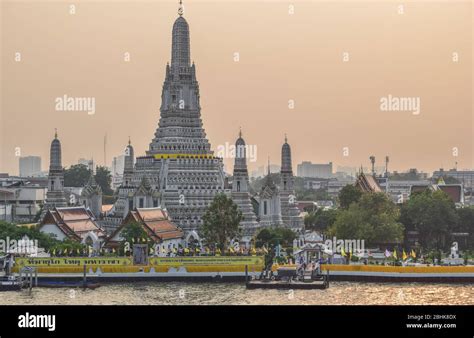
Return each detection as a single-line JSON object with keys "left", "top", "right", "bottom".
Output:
{"left": 1, "top": 0, "right": 472, "bottom": 175}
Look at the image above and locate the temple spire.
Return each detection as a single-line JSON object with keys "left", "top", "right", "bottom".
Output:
{"left": 178, "top": 0, "right": 184, "bottom": 17}
{"left": 171, "top": 2, "right": 190, "bottom": 68}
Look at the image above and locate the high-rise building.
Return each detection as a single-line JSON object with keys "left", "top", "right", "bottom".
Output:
{"left": 19, "top": 156, "right": 42, "bottom": 177}
{"left": 297, "top": 161, "right": 333, "bottom": 178}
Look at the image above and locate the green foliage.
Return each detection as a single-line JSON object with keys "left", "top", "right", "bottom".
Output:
{"left": 255, "top": 227, "right": 296, "bottom": 248}
{"left": 200, "top": 194, "right": 242, "bottom": 250}
{"left": 0, "top": 221, "right": 59, "bottom": 252}
{"left": 120, "top": 221, "right": 150, "bottom": 244}
{"left": 338, "top": 184, "right": 363, "bottom": 209}
{"left": 95, "top": 166, "right": 113, "bottom": 195}
{"left": 329, "top": 192, "right": 404, "bottom": 245}
{"left": 64, "top": 164, "right": 90, "bottom": 187}
{"left": 304, "top": 208, "right": 339, "bottom": 232}
{"left": 64, "top": 164, "right": 113, "bottom": 195}
{"left": 400, "top": 190, "right": 458, "bottom": 250}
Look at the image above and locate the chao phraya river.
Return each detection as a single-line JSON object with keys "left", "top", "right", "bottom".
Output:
{"left": 1, "top": 282, "right": 473, "bottom": 305}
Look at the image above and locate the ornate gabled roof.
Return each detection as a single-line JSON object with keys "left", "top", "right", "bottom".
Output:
{"left": 355, "top": 172, "right": 382, "bottom": 193}
{"left": 81, "top": 172, "right": 102, "bottom": 196}
{"left": 260, "top": 173, "right": 279, "bottom": 198}
{"left": 40, "top": 206, "right": 105, "bottom": 241}
{"left": 105, "top": 207, "right": 183, "bottom": 244}
{"left": 134, "top": 176, "right": 154, "bottom": 196}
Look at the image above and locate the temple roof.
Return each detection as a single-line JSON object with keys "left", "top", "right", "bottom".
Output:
{"left": 40, "top": 206, "right": 105, "bottom": 241}
{"left": 355, "top": 172, "right": 382, "bottom": 193}
{"left": 106, "top": 207, "right": 183, "bottom": 244}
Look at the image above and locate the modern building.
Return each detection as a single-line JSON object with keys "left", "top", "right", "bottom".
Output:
{"left": 327, "top": 178, "right": 356, "bottom": 198}
{"left": 0, "top": 186, "right": 46, "bottom": 222}
{"left": 432, "top": 168, "right": 474, "bottom": 189}
{"left": 19, "top": 156, "right": 42, "bottom": 177}
{"left": 297, "top": 161, "right": 333, "bottom": 179}
{"left": 111, "top": 155, "right": 125, "bottom": 189}
{"left": 378, "top": 179, "right": 431, "bottom": 203}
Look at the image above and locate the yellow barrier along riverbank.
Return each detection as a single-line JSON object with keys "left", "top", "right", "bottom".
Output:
{"left": 12, "top": 256, "right": 265, "bottom": 275}
{"left": 321, "top": 264, "right": 474, "bottom": 274}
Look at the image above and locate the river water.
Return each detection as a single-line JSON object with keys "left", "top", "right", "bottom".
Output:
{"left": 1, "top": 282, "right": 473, "bottom": 305}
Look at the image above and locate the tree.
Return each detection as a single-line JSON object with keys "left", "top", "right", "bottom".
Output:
{"left": 304, "top": 208, "right": 339, "bottom": 232}
{"left": 95, "top": 166, "right": 113, "bottom": 195}
{"left": 400, "top": 190, "right": 458, "bottom": 250}
{"left": 64, "top": 164, "right": 90, "bottom": 187}
{"left": 255, "top": 228, "right": 296, "bottom": 248}
{"left": 200, "top": 194, "right": 242, "bottom": 250}
{"left": 338, "top": 184, "right": 362, "bottom": 209}
{"left": 120, "top": 221, "right": 150, "bottom": 244}
{"left": 0, "top": 221, "right": 59, "bottom": 252}
{"left": 329, "top": 192, "right": 404, "bottom": 245}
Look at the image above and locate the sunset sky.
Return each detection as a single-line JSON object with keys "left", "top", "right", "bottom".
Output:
{"left": 1, "top": 0, "right": 472, "bottom": 175}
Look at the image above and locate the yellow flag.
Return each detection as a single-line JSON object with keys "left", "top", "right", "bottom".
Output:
{"left": 216, "top": 248, "right": 221, "bottom": 255}
{"left": 76, "top": 248, "right": 80, "bottom": 255}
{"left": 195, "top": 247, "right": 200, "bottom": 253}
{"left": 161, "top": 247, "right": 167, "bottom": 254}
{"left": 411, "top": 250, "right": 416, "bottom": 258}
{"left": 393, "top": 249, "right": 397, "bottom": 259}
{"left": 251, "top": 247, "right": 256, "bottom": 255}
{"left": 402, "top": 250, "right": 407, "bottom": 261}
{"left": 341, "top": 246, "right": 346, "bottom": 257}
{"left": 132, "top": 238, "right": 135, "bottom": 243}
{"left": 149, "top": 247, "right": 154, "bottom": 254}
{"left": 112, "top": 248, "right": 116, "bottom": 254}
{"left": 263, "top": 246, "right": 268, "bottom": 254}
{"left": 229, "top": 247, "right": 234, "bottom": 253}
{"left": 52, "top": 249, "right": 56, "bottom": 256}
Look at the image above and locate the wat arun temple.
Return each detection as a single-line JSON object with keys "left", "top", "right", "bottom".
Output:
{"left": 42, "top": 3, "right": 303, "bottom": 245}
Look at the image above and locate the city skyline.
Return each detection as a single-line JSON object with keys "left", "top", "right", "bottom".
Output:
{"left": 1, "top": 1, "right": 472, "bottom": 175}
